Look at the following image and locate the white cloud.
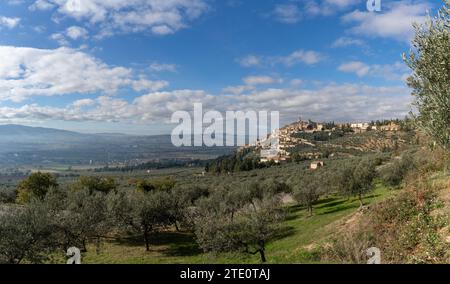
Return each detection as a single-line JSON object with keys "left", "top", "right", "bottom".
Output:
{"left": 342, "top": 1, "right": 430, "bottom": 41}
{"left": 338, "top": 60, "right": 410, "bottom": 81}
{"left": 332, "top": 36, "right": 365, "bottom": 48}
{"left": 0, "top": 16, "right": 21, "bottom": 29}
{"left": 222, "top": 85, "right": 255, "bottom": 95}
{"left": 72, "top": 98, "right": 96, "bottom": 108}
{"left": 0, "top": 83, "right": 412, "bottom": 125}
{"left": 0, "top": 45, "right": 168, "bottom": 102}
{"left": 50, "top": 32, "right": 69, "bottom": 45}
{"left": 150, "top": 62, "right": 178, "bottom": 72}
{"left": 29, "top": 0, "right": 55, "bottom": 11}
{"left": 304, "top": 0, "right": 360, "bottom": 17}
{"left": 237, "top": 55, "right": 261, "bottom": 67}
{"left": 238, "top": 50, "right": 323, "bottom": 68}
{"left": 324, "top": 0, "right": 360, "bottom": 9}
{"left": 132, "top": 78, "right": 169, "bottom": 92}
{"left": 243, "top": 76, "right": 282, "bottom": 85}
{"left": 66, "top": 26, "right": 89, "bottom": 40}
{"left": 290, "top": 79, "right": 303, "bottom": 86}
{"left": 273, "top": 4, "right": 301, "bottom": 24}
{"left": 51, "top": 26, "right": 89, "bottom": 45}
{"left": 338, "top": 61, "right": 371, "bottom": 77}
{"left": 29, "top": 0, "right": 209, "bottom": 37}
{"left": 272, "top": 0, "right": 360, "bottom": 23}
{"left": 274, "top": 49, "right": 323, "bottom": 66}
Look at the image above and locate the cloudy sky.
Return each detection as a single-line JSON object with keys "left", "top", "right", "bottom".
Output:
{"left": 0, "top": 0, "right": 439, "bottom": 134}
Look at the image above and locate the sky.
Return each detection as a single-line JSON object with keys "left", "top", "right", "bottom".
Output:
{"left": 0, "top": 0, "right": 441, "bottom": 135}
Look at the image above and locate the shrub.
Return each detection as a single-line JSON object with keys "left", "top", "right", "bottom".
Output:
{"left": 323, "top": 176, "right": 449, "bottom": 263}
{"left": 16, "top": 172, "right": 58, "bottom": 204}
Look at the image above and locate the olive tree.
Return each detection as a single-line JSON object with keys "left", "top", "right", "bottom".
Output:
{"left": 0, "top": 201, "right": 59, "bottom": 264}
{"left": 73, "top": 176, "right": 117, "bottom": 194}
{"left": 194, "top": 196, "right": 284, "bottom": 263}
{"left": 169, "top": 185, "right": 210, "bottom": 231}
{"left": 291, "top": 173, "right": 322, "bottom": 217}
{"left": 108, "top": 189, "right": 172, "bottom": 251}
{"left": 56, "top": 190, "right": 110, "bottom": 252}
{"left": 337, "top": 158, "right": 377, "bottom": 208}
{"left": 16, "top": 172, "right": 58, "bottom": 204}
{"left": 403, "top": 1, "right": 450, "bottom": 149}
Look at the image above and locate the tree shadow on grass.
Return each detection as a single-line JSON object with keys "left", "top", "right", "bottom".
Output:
{"left": 161, "top": 232, "right": 202, "bottom": 257}
{"left": 288, "top": 204, "right": 305, "bottom": 213}
{"left": 317, "top": 203, "right": 358, "bottom": 215}
{"left": 271, "top": 225, "right": 296, "bottom": 242}
{"left": 313, "top": 197, "right": 340, "bottom": 206}
{"left": 314, "top": 199, "right": 347, "bottom": 210}
{"left": 286, "top": 198, "right": 351, "bottom": 218}
{"left": 114, "top": 231, "right": 193, "bottom": 247}
{"left": 316, "top": 193, "right": 383, "bottom": 215}
{"left": 113, "top": 235, "right": 145, "bottom": 248}
{"left": 113, "top": 231, "right": 203, "bottom": 257}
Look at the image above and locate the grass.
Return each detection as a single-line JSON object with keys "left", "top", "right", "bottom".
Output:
{"left": 80, "top": 184, "right": 394, "bottom": 264}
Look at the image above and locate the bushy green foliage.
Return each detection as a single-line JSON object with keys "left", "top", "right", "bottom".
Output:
{"left": 73, "top": 176, "right": 117, "bottom": 194}
{"left": 290, "top": 171, "right": 326, "bottom": 216}
{"left": 380, "top": 151, "right": 416, "bottom": 187}
{"left": 108, "top": 189, "right": 173, "bottom": 251}
{"left": 334, "top": 157, "right": 377, "bottom": 207}
{"left": 403, "top": 0, "right": 450, "bottom": 149}
{"left": 205, "top": 147, "right": 267, "bottom": 174}
{"left": 0, "top": 201, "right": 59, "bottom": 264}
{"left": 324, "top": 175, "right": 449, "bottom": 264}
{"left": 0, "top": 186, "right": 16, "bottom": 203}
{"left": 194, "top": 196, "right": 285, "bottom": 262}
{"left": 16, "top": 172, "right": 58, "bottom": 204}
{"left": 135, "top": 177, "right": 176, "bottom": 193}
{"left": 190, "top": 179, "right": 291, "bottom": 262}
{"left": 292, "top": 130, "right": 344, "bottom": 142}
{"left": 56, "top": 189, "right": 111, "bottom": 251}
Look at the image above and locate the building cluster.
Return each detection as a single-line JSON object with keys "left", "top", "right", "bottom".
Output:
{"left": 350, "top": 122, "right": 373, "bottom": 131}
{"left": 379, "top": 122, "right": 401, "bottom": 132}
{"left": 350, "top": 121, "right": 401, "bottom": 132}
{"left": 254, "top": 119, "right": 401, "bottom": 164}
{"left": 256, "top": 120, "right": 327, "bottom": 163}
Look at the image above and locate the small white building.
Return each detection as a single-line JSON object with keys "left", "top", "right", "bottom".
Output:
{"left": 351, "top": 122, "right": 370, "bottom": 130}
{"left": 310, "top": 161, "right": 324, "bottom": 170}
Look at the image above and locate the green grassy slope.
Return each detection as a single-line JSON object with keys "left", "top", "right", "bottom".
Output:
{"left": 80, "top": 184, "right": 393, "bottom": 264}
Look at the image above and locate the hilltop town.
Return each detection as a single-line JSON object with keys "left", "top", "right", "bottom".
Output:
{"left": 253, "top": 119, "right": 404, "bottom": 164}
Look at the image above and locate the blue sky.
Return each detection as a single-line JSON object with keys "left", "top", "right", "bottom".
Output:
{"left": 0, "top": 0, "right": 440, "bottom": 134}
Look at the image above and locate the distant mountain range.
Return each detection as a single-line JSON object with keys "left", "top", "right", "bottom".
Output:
{"left": 0, "top": 124, "right": 234, "bottom": 167}
{"left": 0, "top": 124, "right": 96, "bottom": 143}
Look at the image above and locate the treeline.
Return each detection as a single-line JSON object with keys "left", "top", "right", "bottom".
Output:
{"left": 205, "top": 147, "right": 274, "bottom": 174}
{"left": 92, "top": 159, "right": 211, "bottom": 173}
{"left": 292, "top": 130, "right": 345, "bottom": 142}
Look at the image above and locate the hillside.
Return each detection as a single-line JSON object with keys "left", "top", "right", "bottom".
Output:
{"left": 80, "top": 184, "right": 393, "bottom": 264}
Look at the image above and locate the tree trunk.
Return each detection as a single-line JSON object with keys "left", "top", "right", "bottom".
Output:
{"left": 96, "top": 237, "right": 101, "bottom": 255}
{"left": 144, "top": 231, "right": 150, "bottom": 251}
{"left": 82, "top": 239, "right": 88, "bottom": 252}
{"left": 174, "top": 221, "right": 180, "bottom": 232}
{"left": 259, "top": 249, "right": 266, "bottom": 263}
{"left": 359, "top": 193, "right": 363, "bottom": 208}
